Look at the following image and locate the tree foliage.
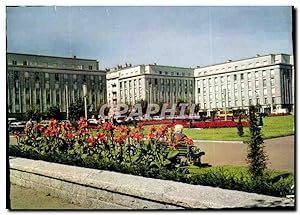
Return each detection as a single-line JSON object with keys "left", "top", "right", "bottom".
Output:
{"left": 247, "top": 105, "right": 267, "bottom": 178}
{"left": 25, "top": 107, "right": 42, "bottom": 121}
{"left": 69, "top": 98, "right": 86, "bottom": 121}
{"left": 45, "top": 106, "right": 63, "bottom": 120}
{"left": 237, "top": 114, "right": 244, "bottom": 137}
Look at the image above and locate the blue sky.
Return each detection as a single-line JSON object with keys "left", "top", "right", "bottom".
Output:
{"left": 6, "top": 6, "right": 293, "bottom": 68}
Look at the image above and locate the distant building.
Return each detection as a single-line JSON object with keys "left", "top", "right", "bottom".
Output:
{"left": 106, "top": 64, "right": 195, "bottom": 105}
{"left": 7, "top": 53, "right": 107, "bottom": 117}
{"left": 194, "top": 53, "right": 294, "bottom": 116}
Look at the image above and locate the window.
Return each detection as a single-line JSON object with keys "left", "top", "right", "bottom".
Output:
{"left": 234, "top": 83, "right": 238, "bottom": 89}
{"left": 24, "top": 72, "right": 29, "bottom": 78}
{"left": 23, "top": 61, "right": 28, "bottom": 66}
{"left": 155, "top": 79, "right": 158, "bottom": 85}
{"left": 271, "top": 88, "right": 275, "bottom": 95}
{"left": 255, "top": 80, "right": 259, "bottom": 88}
{"left": 248, "top": 72, "right": 251, "bottom": 79}
{"left": 241, "top": 82, "right": 244, "bottom": 89}
{"left": 89, "top": 65, "right": 93, "bottom": 70}
{"left": 14, "top": 72, "right": 19, "bottom": 80}
{"left": 209, "top": 78, "right": 212, "bottom": 85}
{"left": 270, "top": 69, "right": 274, "bottom": 77}
{"left": 255, "top": 71, "right": 259, "bottom": 79}
{"left": 12, "top": 60, "right": 17, "bottom": 65}
{"left": 271, "top": 78, "right": 275, "bottom": 86}
{"left": 73, "top": 74, "right": 77, "bottom": 80}
{"left": 221, "top": 76, "right": 224, "bottom": 83}
{"left": 45, "top": 73, "right": 49, "bottom": 79}
{"left": 234, "top": 74, "right": 237, "bottom": 81}
{"left": 227, "top": 75, "right": 230, "bottom": 81}
{"left": 263, "top": 89, "right": 267, "bottom": 96}
{"left": 241, "top": 73, "right": 244, "bottom": 80}
{"left": 264, "top": 98, "right": 268, "bottom": 104}
{"left": 214, "top": 77, "right": 218, "bottom": 84}
{"left": 198, "top": 88, "right": 200, "bottom": 94}
{"left": 256, "top": 98, "right": 260, "bottom": 105}
{"left": 249, "top": 90, "right": 252, "bottom": 97}
{"left": 262, "top": 70, "right": 266, "bottom": 77}
{"left": 249, "top": 99, "right": 252, "bottom": 105}
{"left": 235, "top": 66, "right": 238, "bottom": 70}
{"left": 263, "top": 79, "right": 267, "bottom": 87}
{"left": 55, "top": 73, "right": 59, "bottom": 81}
{"left": 272, "top": 97, "right": 275, "bottom": 104}
{"left": 248, "top": 81, "right": 252, "bottom": 88}
{"left": 35, "top": 74, "right": 39, "bottom": 81}
{"left": 46, "top": 82, "right": 50, "bottom": 89}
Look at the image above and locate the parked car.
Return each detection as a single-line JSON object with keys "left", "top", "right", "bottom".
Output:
{"left": 87, "top": 119, "right": 99, "bottom": 125}
{"left": 10, "top": 121, "right": 27, "bottom": 132}
{"left": 40, "top": 120, "right": 51, "bottom": 128}
{"left": 153, "top": 116, "right": 163, "bottom": 120}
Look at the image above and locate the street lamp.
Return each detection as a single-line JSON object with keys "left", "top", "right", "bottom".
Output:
{"left": 65, "top": 85, "right": 69, "bottom": 120}
{"left": 83, "top": 84, "right": 88, "bottom": 119}
{"left": 223, "top": 89, "right": 227, "bottom": 121}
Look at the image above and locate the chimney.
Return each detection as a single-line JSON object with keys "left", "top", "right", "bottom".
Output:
{"left": 73, "top": 55, "right": 77, "bottom": 59}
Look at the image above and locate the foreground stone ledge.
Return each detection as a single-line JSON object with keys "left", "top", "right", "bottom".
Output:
{"left": 9, "top": 157, "right": 294, "bottom": 209}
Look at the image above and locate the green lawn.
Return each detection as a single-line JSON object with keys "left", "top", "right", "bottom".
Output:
{"left": 143, "top": 115, "right": 294, "bottom": 141}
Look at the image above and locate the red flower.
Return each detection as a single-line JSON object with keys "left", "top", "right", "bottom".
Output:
{"left": 102, "top": 121, "right": 114, "bottom": 131}
{"left": 96, "top": 132, "right": 106, "bottom": 142}
{"left": 184, "top": 137, "right": 194, "bottom": 145}
{"left": 131, "top": 130, "right": 144, "bottom": 141}
{"left": 33, "top": 124, "right": 43, "bottom": 132}
{"left": 158, "top": 125, "right": 168, "bottom": 136}
{"left": 13, "top": 131, "right": 20, "bottom": 138}
{"left": 113, "top": 134, "right": 127, "bottom": 144}
{"left": 148, "top": 132, "right": 156, "bottom": 140}
{"left": 49, "top": 120, "right": 57, "bottom": 128}
{"left": 87, "top": 136, "right": 96, "bottom": 146}
{"left": 137, "top": 123, "right": 143, "bottom": 130}
{"left": 175, "top": 134, "right": 183, "bottom": 143}
{"left": 149, "top": 126, "right": 156, "bottom": 133}
{"left": 66, "top": 131, "right": 74, "bottom": 140}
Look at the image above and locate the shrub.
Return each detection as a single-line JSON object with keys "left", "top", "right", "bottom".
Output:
{"left": 247, "top": 106, "right": 267, "bottom": 178}
{"left": 237, "top": 115, "right": 244, "bottom": 137}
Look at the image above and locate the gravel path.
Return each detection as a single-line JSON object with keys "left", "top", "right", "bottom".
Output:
{"left": 194, "top": 136, "right": 294, "bottom": 172}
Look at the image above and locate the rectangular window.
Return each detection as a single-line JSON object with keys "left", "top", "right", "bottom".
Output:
{"left": 263, "top": 79, "right": 267, "bottom": 87}
{"left": 255, "top": 80, "right": 259, "bottom": 88}
{"left": 256, "top": 98, "right": 260, "bottom": 105}
{"left": 249, "top": 90, "right": 252, "bottom": 97}
{"left": 255, "top": 71, "right": 259, "bottom": 79}
{"left": 248, "top": 72, "right": 251, "bottom": 79}
{"left": 271, "top": 88, "right": 275, "bottom": 95}
{"left": 214, "top": 77, "right": 218, "bottom": 84}
{"left": 89, "top": 65, "right": 93, "bottom": 70}
{"left": 262, "top": 70, "right": 266, "bottom": 77}
{"left": 55, "top": 73, "right": 59, "bottom": 81}
{"left": 264, "top": 97, "right": 268, "bottom": 104}
{"left": 198, "top": 88, "right": 200, "bottom": 94}
{"left": 12, "top": 60, "right": 17, "bottom": 65}
{"left": 234, "top": 74, "right": 237, "bottom": 81}
{"left": 263, "top": 89, "right": 267, "bottom": 96}
{"left": 241, "top": 73, "right": 244, "bottom": 80}
{"left": 221, "top": 76, "right": 224, "bottom": 83}
{"left": 249, "top": 99, "right": 252, "bottom": 105}
{"left": 241, "top": 82, "right": 244, "bottom": 89}
{"left": 45, "top": 73, "right": 49, "bottom": 79}
{"left": 272, "top": 97, "right": 275, "bottom": 104}
{"left": 271, "top": 78, "right": 275, "bottom": 86}
{"left": 270, "top": 69, "right": 275, "bottom": 77}
{"left": 227, "top": 75, "right": 230, "bottom": 81}
{"left": 24, "top": 72, "right": 29, "bottom": 78}
{"left": 248, "top": 81, "right": 252, "bottom": 88}
{"left": 23, "top": 61, "right": 28, "bottom": 66}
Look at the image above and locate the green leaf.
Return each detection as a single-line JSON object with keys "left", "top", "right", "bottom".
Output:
{"left": 163, "top": 159, "right": 171, "bottom": 166}
{"left": 167, "top": 150, "right": 179, "bottom": 159}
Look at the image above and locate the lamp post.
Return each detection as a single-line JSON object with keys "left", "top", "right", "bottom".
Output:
{"left": 223, "top": 89, "right": 227, "bottom": 121}
{"left": 65, "top": 85, "right": 69, "bottom": 120}
{"left": 83, "top": 84, "right": 88, "bottom": 119}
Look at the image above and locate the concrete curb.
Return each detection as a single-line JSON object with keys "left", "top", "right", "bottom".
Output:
{"left": 9, "top": 157, "right": 294, "bottom": 209}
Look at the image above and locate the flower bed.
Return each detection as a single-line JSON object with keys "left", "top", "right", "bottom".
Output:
{"left": 10, "top": 118, "right": 293, "bottom": 197}
{"left": 166, "top": 121, "right": 249, "bottom": 129}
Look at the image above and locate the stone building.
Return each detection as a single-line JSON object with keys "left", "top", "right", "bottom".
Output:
{"left": 106, "top": 64, "right": 195, "bottom": 105}
{"left": 194, "top": 53, "right": 294, "bottom": 116}
{"left": 7, "top": 53, "right": 107, "bottom": 117}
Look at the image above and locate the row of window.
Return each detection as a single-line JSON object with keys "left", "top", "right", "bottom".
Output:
{"left": 197, "top": 60, "right": 272, "bottom": 76}
{"left": 10, "top": 60, "right": 94, "bottom": 70}
{"left": 197, "top": 70, "right": 275, "bottom": 86}
{"left": 201, "top": 97, "right": 276, "bottom": 109}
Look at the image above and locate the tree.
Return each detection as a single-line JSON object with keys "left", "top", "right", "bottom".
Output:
{"left": 237, "top": 114, "right": 244, "bottom": 137}
{"left": 45, "top": 106, "right": 63, "bottom": 120}
{"left": 25, "top": 107, "right": 42, "bottom": 121}
{"left": 247, "top": 105, "right": 267, "bottom": 178}
{"left": 69, "top": 98, "right": 86, "bottom": 121}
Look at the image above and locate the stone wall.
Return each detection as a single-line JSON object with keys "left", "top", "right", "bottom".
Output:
{"left": 9, "top": 157, "right": 293, "bottom": 209}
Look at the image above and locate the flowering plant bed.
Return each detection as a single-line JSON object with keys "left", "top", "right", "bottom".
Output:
{"left": 10, "top": 118, "right": 293, "bottom": 197}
